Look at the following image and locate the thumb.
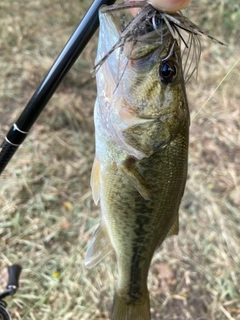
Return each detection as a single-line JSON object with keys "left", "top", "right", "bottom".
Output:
{"left": 127, "top": 0, "right": 192, "bottom": 16}
{"left": 147, "top": 0, "right": 192, "bottom": 12}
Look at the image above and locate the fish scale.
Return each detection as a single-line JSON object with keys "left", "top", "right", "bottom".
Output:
{"left": 100, "top": 128, "right": 188, "bottom": 319}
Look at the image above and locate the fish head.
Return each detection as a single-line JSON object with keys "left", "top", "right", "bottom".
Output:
{"left": 121, "top": 23, "right": 187, "bottom": 120}
{"left": 95, "top": 6, "right": 190, "bottom": 159}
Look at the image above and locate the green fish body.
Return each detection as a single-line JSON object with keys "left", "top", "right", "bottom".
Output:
{"left": 86, "top": 5, "right": 189, "bottom": 320}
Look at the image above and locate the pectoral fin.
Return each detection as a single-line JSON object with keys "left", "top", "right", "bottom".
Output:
{"left": 85, "top": 221, "right": 113, "bottom": 269}
{"left": 166, "top": 214, "right": 179, "bottom": 237}
{"left": 118, "top": 158, "right": 152, "bottom": 200}
{"left": 90, "top": 157, "right": 101, "bottom": 205}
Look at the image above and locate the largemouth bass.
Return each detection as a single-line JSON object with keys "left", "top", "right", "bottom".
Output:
{"left": 85, "top": 3, "right": 224, "bottom": 319}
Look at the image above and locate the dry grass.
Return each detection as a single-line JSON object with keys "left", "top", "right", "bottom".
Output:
{"left": 0, "top": 0, "right": 239, "bottom": 319}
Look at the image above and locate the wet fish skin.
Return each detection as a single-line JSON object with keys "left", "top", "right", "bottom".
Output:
{"left": 86, "top": 6, "right": 189, "bottom": 320}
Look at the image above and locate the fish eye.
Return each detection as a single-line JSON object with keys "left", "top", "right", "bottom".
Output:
{"left": 159, "top": 61, "right": 177, "bottom": 85}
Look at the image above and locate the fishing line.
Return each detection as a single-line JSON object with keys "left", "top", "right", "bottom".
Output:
{"left": 192, "top": 56, "right": 240, "bottom": 120}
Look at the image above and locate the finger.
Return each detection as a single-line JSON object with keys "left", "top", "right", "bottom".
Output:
{"left": 128, "top": 0, "right": 145, "bottom": 16}
{"left": 147, "top": 0, "right": 192, "bottom": 12}
{"left": 126, "top": 0, "right": 192, "bottom": 16}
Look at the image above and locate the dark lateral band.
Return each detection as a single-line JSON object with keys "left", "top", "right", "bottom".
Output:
{"left": 5, "top": 124, "right": 29, "bottom": 147}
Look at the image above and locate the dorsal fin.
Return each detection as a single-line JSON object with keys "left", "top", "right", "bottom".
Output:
{"left": 166, "top": 214, "right": 179, "bottom": 237}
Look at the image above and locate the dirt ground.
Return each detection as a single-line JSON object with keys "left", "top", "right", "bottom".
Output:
{"left": 0, "top": 0, "right": 239, "bottom": 319}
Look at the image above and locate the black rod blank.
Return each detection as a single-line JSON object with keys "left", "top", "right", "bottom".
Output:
{"left": 0, "top": 0, "right": 116, "bottom": 175}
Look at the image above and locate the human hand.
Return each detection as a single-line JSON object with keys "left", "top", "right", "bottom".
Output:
{"left": 128, "top": 0, "right": 192, "bottom": 15}
{"left": 148, "top": 0, "right": 192, "bottom": 12}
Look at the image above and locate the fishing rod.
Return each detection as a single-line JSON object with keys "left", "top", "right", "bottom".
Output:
{"left": 0, "top": 264, "right": 22, "bottom": 320}
{"left": 0, "top": 0, "right": 116, "bottom": 175}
